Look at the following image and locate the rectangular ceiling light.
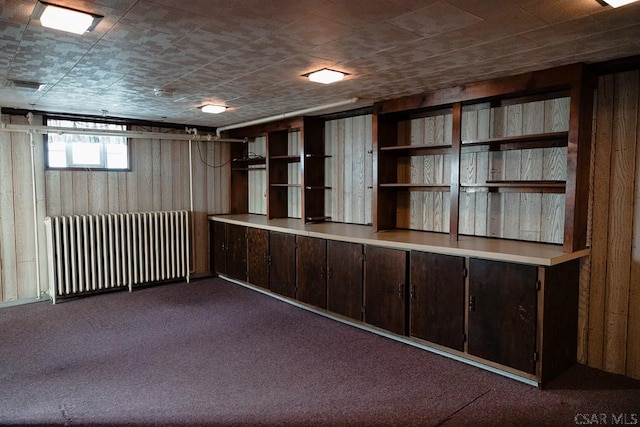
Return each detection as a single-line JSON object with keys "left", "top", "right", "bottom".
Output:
{"left": 307, "top": 69, "right": 346, "bottom": 84}
{"left": 33, "top": 1, "right": 102, "bottom": 34}
{"left": 201, "top": 105, "right": 227, "bottom": 114}
{"left": 599, "top": 0, "right": 639, "bottom": 6}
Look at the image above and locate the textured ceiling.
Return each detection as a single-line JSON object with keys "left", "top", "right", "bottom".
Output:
{"left": 0, "top": 0, "right": 639, "bottom": 128}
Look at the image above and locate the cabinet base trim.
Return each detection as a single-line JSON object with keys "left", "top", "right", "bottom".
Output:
{"left": 217, "top": 274, "right": 540, "bottom": 388}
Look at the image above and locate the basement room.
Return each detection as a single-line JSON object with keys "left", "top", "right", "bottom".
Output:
{"left": 1, "top": 0, "right": 639, "bottom": 425}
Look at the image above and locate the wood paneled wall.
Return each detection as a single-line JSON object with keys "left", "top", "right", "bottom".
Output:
{"left": 0, "top": 114, "right": 47, "bottom": 303}
{"left": 325, "top": 115, "right": 373, "bottom": 225}
{"left": 0, "top": 116, "right": 230, "bottom": 303}
{"left": 579, "top": 70, "right": 640, "bottom": 379}
{"left": 247, "top": 136, "right": 267, "bottom": 215}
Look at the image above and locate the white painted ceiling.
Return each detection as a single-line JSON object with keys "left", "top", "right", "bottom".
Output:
{"left": 0, "top": 0, "right": 639, "bottom": 128}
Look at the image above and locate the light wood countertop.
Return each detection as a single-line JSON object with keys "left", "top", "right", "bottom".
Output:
{"left": 208, "top": 214, "right": 589, "bottom": 266}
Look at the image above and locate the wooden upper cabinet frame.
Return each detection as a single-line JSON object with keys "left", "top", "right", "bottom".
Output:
{"left": 373, "top": 63, "right": 595, "bottom": 115}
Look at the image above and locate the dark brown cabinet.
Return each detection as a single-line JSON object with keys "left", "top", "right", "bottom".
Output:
{"left": 468, "top": 258, "right": 538, "bottom": 374}
{"left": 410, "top": 251, "right": 465, "bottom": 351}
{"left": 364, "top": 245, "right": 408, "bottom": 336}
{"left": 296, "top": 236, "right": 327, "bottom": 308}
{"left": 327, "top": 240, "right": 363, "bottom": 321}
{"left": 247, "top": 228, "right": 269, "bottom": 289}
{"left": 208, "top": 217, "right": 582, "bottom": 385}
{"left": 211, "top": 222, "right": 247, "bottom": 281}
{"left": 269, "top": 231, "right": 296, "bottom": 298}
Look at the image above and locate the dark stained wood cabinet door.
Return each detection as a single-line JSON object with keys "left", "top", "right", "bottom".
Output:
{"left": 226, "top": 224, "right": 247, "bottom": 281}
{"left": 296, "top": 236, "right": 327, "bottom": 308}
{"left": 364, "top": 245, "right": 408, "bottom": 336}
{"left": 410, "top": 251, "right": 465, "bottom": 351}
{"left": 212, "top": 222, "right": 227, "bottom": 275}
{"left": 327, "top": 240, "right": 363, "bottom": 320}
{"left": 269, "top": 231, "right": 296, "bottom": 298}
{"left": 468, "top": 258, "right": 538, "bottom": 374}
{"left": 247, "top": 228, "right": 269, "bottom": 289}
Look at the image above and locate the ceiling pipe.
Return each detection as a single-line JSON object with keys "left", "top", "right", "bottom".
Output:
{"left": 215, "top": 97, "right": 360, "bottom": 137}
{"left": 0, "top": 122, "right": 246, "bottom": 143}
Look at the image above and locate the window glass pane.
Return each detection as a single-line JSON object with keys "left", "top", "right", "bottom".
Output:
{"left": 48, "top": 151, "right": 67, "bottom": 168}
{"left": 72, "top": 142, "right": 102, "bottom": 165}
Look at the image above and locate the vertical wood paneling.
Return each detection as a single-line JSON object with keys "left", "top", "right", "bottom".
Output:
{"left": 580, "top": 70, "right": 640, "bottom": 380}
{"left": 586, "top": 74, "right": 614, "bottom": 370}
{"left": 503, "top": 104, "right": 523, "bottom": 240}
{"left": 287, "top": 131, "right": 301, "bottom": 219}
{"left": 0, "top": 119, "right": 18, "bottom": 302}
{"left": 629, "top": 72, "right": 640, "bottom": 378}
{"left": 603, "top": 71, "right": 638, "bottom": 374}
{"left": 353, "top": 115, "right": 366, "bottom": 225}
{"left": 344, "top": 118, "right": 354, "bottom": 223}
{"left": 151, "top": 136, "right": 162, "bottom": 211}
{"left": 460, "top": 110, "right": 478, "bottom": 235}
{"left": 160, "top": 140, "right": 174, "bottom": 211}
{"left": 325, "top": 115, "right": 370, "bottom": 225}
{"left": 10, "top": 115, "right": 37, "bottom": 300}
{"left": 364, "top": 114, "right": 374, "bottom": 225}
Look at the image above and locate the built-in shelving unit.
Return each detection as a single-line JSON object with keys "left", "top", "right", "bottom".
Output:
{"left": 227, "top": 116, "right": 328, "bottom": 223}
{"left": 373, "top": 63, "right": 594, "bottom": 252}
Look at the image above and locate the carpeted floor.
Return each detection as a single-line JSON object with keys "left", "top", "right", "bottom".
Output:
{"left": 1, "top": 277, "right": 638, "bottom": 426}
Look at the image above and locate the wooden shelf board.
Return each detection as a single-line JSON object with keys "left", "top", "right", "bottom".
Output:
{"left": 380, "top": 183, "right": 450, "bottom": 192}
{"left": 270, "top": 155, "right": 301, "bottom": 163}
{"left": 305, "top": 154, "right": 332, "bottom": 158}
{"left": 462, "top": 131, "right": 568, "bottom": 151}
{"left": 231, "top": 167, "right": 267, "bottom": 171}
{"left": 462, "top": 181, "right": 566, "bottom": 194}
{"left": 232, "top": 157, "right": 266, "bottom": 165}
{"left": 380, "top": 144, "right": 452, "bottom": 156}
{"left": 305, "top": 216, "right": 331, "bottom": 222}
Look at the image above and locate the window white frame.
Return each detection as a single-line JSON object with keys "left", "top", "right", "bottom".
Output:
{"left": 45, "top": 118, "right": 130, "bottom": 171}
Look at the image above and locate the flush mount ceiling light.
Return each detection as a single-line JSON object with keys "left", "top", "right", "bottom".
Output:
{"left": 597, "top": 0, "right": 639, "bottom": 6}
{"left": 33, "top": 1, "right": 102, "bottom": 34}
{"left": 200, "top": 104, "right": 227, "bottom": 114}
{"left": 306, "top": 69, "right": 347, "bottom": 84}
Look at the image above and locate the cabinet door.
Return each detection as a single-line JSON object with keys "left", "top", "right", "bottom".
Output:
{"left": 410, "top": 251, "right": 465, "bottom": 351}
{"left": 247, "top": 228, "right": 269, "bottom": 289}
{"left": 212, "top": 222, "right": 227, "bottom": 275}
{"left": 269, "top": 231, "right": 296, "bottom": 298}
{"left": 296, "top": 236, "right": 327, "bottom": 308}
{"left": 468, "top": 258, "right": 537, "bottom": 374}
{"left": 226, "top": 224, "right": 247, "bottom": 281}
{"left": 327, "top": 240, "right": 363, "bottom": 320}
{"left": 364, "top": 246, "right": 407, "bottom": 336}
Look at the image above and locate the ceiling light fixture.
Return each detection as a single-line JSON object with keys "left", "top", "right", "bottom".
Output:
{"left": 306, "top": 69, "right": 347, "bottom": 84}
{"left": 598, "top": 0, "right": 639, "bottom": 6}
{"left": 200, "top": 104, "right": 227, "bottom": 114}
{"left": 33, "top": 1, "right": 102, "bottom": 34}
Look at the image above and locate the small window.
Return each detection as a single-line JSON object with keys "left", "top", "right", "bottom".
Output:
{"left": 45, "top": 118, "right": 130, "bottom": 170}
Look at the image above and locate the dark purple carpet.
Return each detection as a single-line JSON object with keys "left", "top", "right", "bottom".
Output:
{"left": 1, "top": 278, "right": 638, "bottom": 426}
